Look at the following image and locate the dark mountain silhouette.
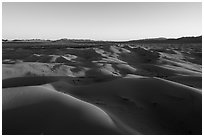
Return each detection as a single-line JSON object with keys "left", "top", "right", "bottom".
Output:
{"left": 2, "top": 36, "right": 202, "bottom": 45}
{"left": 127, "top": 36, "right": 202, "bottom": 44}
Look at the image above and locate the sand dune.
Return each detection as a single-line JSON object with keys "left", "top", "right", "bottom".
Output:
{"left": 166, "top": 75, "right": 202, "bottom": 89}
{"left": 2, "top": 42, "right": 202, "bottom": 135}
{"left": 49, "top": 76, "right": 201, "bottom": 135}
{"left": 2, "top": 75, "right": 202, "bottom": 134}
{"left": 3, "top": 85, "right": 123, "bottom": 135}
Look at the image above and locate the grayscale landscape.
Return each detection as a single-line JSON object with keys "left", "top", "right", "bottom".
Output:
{"left": 2, "top": 2, "right": 202, "bottom": 135}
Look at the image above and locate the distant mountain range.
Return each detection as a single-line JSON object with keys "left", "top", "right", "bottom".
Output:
{"left": 127, "top": 36, "right": 202, "bottom": 44}
{"left": 2, "top": 36, "right": 202, "bottom": 44}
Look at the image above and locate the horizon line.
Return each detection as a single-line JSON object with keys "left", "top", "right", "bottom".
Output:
{"left": 2, "top": 35, "right": 202, "bottom": 42}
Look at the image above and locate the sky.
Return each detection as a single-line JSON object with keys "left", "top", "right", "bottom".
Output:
{"left": 2, "top": 2, "right": 202, "bottom": 41}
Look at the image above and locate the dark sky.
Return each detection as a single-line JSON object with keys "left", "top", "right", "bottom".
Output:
{"left": 2, "top": 2, "right": 202, "bottom": 40}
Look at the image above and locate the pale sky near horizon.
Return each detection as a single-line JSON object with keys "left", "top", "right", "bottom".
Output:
{"left": 2, "top": 2, "right": 202, "bottom": 41}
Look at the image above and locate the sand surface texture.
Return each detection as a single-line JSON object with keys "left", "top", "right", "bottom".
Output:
{"left": 2, "top": 42, "right": 202, "bottom": 134}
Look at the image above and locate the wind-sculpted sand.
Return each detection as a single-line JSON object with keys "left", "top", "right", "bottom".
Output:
{"left": 2, "top": 42, "right": 202, "bottom": 135}
{"left": 3, "top": 85, "right": 122, "bottom": 134}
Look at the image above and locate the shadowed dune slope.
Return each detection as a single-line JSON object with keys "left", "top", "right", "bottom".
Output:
{"left": 166, "top": 75, "right": 202, "bottom": 89}
{"left": 50, "top": 77, "right": 202, "bottom": 135}
{"left": 2, "top": 76, "right": 118, "bottom": 88}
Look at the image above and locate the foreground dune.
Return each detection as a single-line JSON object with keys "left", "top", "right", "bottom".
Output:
{"left": 3, "top": 85, "right": 125, "bottom": 135}
{"left": 2, "top": 75, "right": 202, "bottom": 135}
